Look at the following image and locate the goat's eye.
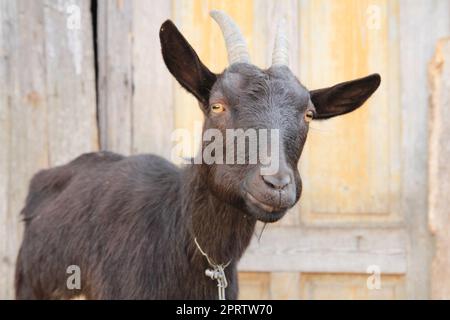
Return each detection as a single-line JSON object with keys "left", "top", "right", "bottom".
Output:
{"left": 304, "top": 110, "right": 314, "bottom": 122}
{"left": 211, "top": 103, "right": 225, "bottom": 113}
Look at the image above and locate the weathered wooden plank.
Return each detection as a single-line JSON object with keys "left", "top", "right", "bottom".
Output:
{"left": 399, "top": 0, "right": 450, "bottom": 299}
{"left": 0, "top": 0, "right": 50, "bottom": 299}
{"left": 131, "top": 0, "right": 173, "bottom": 158}
{"left": 44, "top": 0, "right": 98, "bottom": 165}
{"left": 429, "top": 38, "right": 450, "bottom": 300}
{"left": 238, "top": 227, "right": 407, "bottom": 273}
{"left": 97, "top": 0, "right": 133, "bottom": 154}
{"left": 97, "top": 0, "right": 173, "bottom": 158}
{"left": 0, "top": 0, "right": 12, "bottom": 300}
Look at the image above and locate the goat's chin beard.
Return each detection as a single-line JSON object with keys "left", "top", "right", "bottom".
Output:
{"left": 205, "top": 178, "right": 289, "bottom": 223}
{"left": 243, "top": 197, "right": 288, "bottom": 223}
{"left": 207, "top": 187, "right": 287, "bottom": 223}
{"left": 251, "top": 209, "right": 287, "bottom": 223}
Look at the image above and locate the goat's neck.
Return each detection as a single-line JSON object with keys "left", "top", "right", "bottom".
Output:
{"left": 181, "top": 164, "right": 257, "bottom": 265}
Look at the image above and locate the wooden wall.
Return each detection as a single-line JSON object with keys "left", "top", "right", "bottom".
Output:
{"left": 0, "top": 0, "right": 98, "bottom": 299}
{"left": 1, "top": 0, "right": 449, "bottom": 299}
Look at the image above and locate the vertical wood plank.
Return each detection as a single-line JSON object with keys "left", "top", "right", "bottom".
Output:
{"left": 44, "top": 0, "right": 98, "bottom": 165}
{"left": 429, "top": 38, "right": 450, "bottom": 300}
{"left": 97, "top": 0, "right": 174, "bottom": 158}
{"left": 399, "top": 0, "right": 450, "bottom": 299}
{"left": 0, "top": 0, "right": 12, "bottom": 300}
{"left": 131, "top": 0, "right": 173, "bottom": 158}
{"left": 0, "top": 0, "right": 49, "bottom": 299}
{"left": 97, "top": 0, "right": 133, "bottom": 154}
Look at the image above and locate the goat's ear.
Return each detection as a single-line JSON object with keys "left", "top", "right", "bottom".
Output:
{"left": 310, "top": 74, "right": 381, "bottom": 120}
{"left": 160, "top": 20, "right": 217, "bottom": 106}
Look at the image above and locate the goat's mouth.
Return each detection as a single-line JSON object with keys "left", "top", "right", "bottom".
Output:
{"left": 244, "top": 191, "right": 289, "bottom": 222}
{"left": 246, "top": 192, "right": 276, "bottom": 212}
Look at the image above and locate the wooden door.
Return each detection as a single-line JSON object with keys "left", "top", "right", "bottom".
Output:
{"left": 239, "top": 0, "right": 406, "bottom": 299}
{"left": 172, "top": 0, "right": 449, "bottom": 299}
{"left": 236, "top": 0, "right": 450, "bottom": 300}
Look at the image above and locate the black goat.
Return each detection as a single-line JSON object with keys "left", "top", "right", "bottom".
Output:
{"left": 15, "top": 11, "right": 380, "bottom": 299}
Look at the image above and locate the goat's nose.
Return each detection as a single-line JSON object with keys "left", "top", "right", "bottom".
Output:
{"left": 261, "top": 173, "right": 291, "bottom": 190}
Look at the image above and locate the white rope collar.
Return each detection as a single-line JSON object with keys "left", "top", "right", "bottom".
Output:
{"left": 194, "top": 237, "right": 231, "bottom": 300}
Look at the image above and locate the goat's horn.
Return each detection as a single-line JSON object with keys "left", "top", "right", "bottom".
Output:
{"left": 272, "top": 18, "right": 289, "bottom": 66}
{"left": 210, "top": 10, "right": 250, "bottom": 65}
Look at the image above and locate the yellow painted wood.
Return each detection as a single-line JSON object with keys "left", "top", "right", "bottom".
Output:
{"left": 238, "top": 272, "right": 270, "bottom": 300}
{"left": 270, "top": 272, "right": 301, "bottom": 299}
{"left": 240, "top": 272, "right": 406, "bottom": 300}
{"left": 299, "top": 0, "right": 401, "bottom": 225}
{"left": 239, "top": 272, "right": 301, "bottom": 299}
{"left": 300, "top": 273, "right": 406, "bottom": 300}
